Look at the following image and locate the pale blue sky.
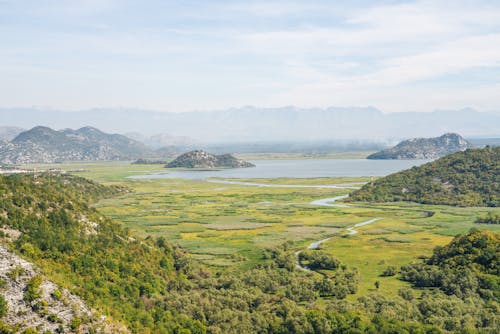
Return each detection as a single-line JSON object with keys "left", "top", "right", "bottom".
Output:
{"left": 1, "top": 0, "right": 500, "bottom": 112}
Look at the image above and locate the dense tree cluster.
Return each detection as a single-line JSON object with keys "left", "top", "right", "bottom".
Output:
{"left": 475, "top": 212, "right": 500, "bottom": 225}
{"left": 298, "top": 250, "right": 341, "bottom": 271}
{"left": 396, "top": 229, "right": 499, "bottom": 331}
{"left": 401, "top": 228, "right": 499, "bottom": 297}
{"left": 0, "top": 174, "right": 498, "bottom": 333}
{"left": 350, "top": 146, "right": 500, "bottom": 207}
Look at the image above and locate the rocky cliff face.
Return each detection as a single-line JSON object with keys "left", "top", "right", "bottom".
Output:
{"left": 166, "top": 150, "right": 255, "bottom": 168}
{"left": 367, "top": 133, "right": 471, "bottom": 160}
{"left": 0, "top": 126, "right": 150, "bottom": 164}
{"left": 0, "top": 242, "right": 122, "bottom": 333}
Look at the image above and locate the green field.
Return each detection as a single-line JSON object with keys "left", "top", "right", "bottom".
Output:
{"left": 47, "top": 161, "right": 500, "bottom": 298}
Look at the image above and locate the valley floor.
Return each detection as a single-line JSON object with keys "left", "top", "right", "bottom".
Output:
{"left": 43, "top": 162, "right": 500, "bottom": 298}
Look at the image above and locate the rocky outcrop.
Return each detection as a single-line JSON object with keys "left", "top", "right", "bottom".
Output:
{"left": 0, "top": 126, "right": 151, "bottom": 164}
{"left": 165, "top": 150, "right": 255, "bottom": 168}
{"left": 367, "top": 133, "right": 471, "bottom": 160}
{"left": 0, "top": 243, "right": 122, "bottom": 333}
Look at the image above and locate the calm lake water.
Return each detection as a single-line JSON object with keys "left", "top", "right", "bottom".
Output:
{"left": 131, "top": 159, "right": 430, "bottom": 180}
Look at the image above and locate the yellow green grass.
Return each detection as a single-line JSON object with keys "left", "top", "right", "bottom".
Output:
{"left": 37, "top": 161, "right": 500, "bottom": 298}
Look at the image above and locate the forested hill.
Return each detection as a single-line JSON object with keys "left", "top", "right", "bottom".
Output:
{"left": 400, "top": 228, "right": 499, "bottom": 308}
{"left": 350, "top": 146, "right": 500, "bottom": 207}
{"left": 0, "top": 173, "right": 202, "bottom": 332}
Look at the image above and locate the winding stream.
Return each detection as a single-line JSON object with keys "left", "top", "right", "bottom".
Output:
{"left": 295, "top": 195, "right": 382, "bottom": 271}
{"left": 309, "top": 195, "right": 350, "bottom": 207}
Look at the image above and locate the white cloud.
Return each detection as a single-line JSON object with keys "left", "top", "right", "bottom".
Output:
{"left": 232, "top": 1, "right": 500, "bottom": 112}
{"left": 1, "top": 0, "right": 500, "bottom": 112}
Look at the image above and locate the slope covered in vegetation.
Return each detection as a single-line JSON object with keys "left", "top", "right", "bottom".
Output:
{"left": 1, "top": 173, "right": 499, "bottom": 333}
{"left": 0, "top": 173, "right": 203, "bottom": 332}
{"left": 351, "top": 146, "right": 499, "bottom": 207}
{"left": 399, "top": 229, "right": 499, "bottom": 331}
{"left": 356, "top": 229, "right": 499, "bottom": 333}
{"left": 0, "top": 173, "right": 443, "bottom": 333}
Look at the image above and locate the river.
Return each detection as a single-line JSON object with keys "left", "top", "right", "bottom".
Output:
{"left": 295, "top": 195, "right": 382, "bottom": 271}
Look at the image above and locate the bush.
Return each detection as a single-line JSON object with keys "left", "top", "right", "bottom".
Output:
{"left": 24, "top": 275, "right": 43, "bottom": 303}
{"left": 381, "top": 266, "right": 397, "bottom": 277}
{"left": 475, "top": 212, "right": 500, "bottom": 224}
{"left": 47, "top": 313, "right": 59, "bottom": 323}
{"left": 22, "top": 329, "right": 38, "bottom": 334}
{"left": 398, "top": 287, "right": 414, "bottom": 301}
{"left": 299, "top": 250, "right": 340, "bottom": 270}
{"left": 7, "top": 266, "right": 25, "bottom": 280}
{"left": 51, "top": 289, "right": 63, "bottom": 301}
{"left": 0, "top": 296, "right": 7, "bottom": 318}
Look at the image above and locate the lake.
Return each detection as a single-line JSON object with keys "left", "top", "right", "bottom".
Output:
{"left": 131, "top": 159, "right": 430, "bottom": 180}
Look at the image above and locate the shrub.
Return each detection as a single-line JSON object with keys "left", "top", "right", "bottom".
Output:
{"left": 24, "top": 275, "right": 43, "bottom": 302}
{"left": 0, "top": 296, "right": 7, "bottom": 318}
{"left": 381, "top": 266, "right": 397, "bottom": 277}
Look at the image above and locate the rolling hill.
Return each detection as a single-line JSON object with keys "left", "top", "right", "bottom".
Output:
{"left": 165, "top": 150, "right": 255, "bottom": 168}
{"left": 351, "top": 146, "right": 499, "bottom": 207}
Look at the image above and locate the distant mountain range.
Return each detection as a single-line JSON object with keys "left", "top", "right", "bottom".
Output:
{"left": 125, "top": 132, "right": 198, "bottom": 149}
{"left": 0, "top": 126, "right": 24, "bottom": 142}
{"left": 367, "top": 133, "right": 471, "bottom": 159}
{"left": 1, "top": 107, "right": 499, "bottom": 142}
{"left": 0, "top": 126, "right": 150, "bottom": 164}
{"left": 166, "top": 150, "right": 254, "bottom": 169}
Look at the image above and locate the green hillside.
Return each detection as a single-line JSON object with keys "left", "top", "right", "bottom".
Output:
{"left": 0, "top": 173, "right": 442, "bottom": 333}
{"left": 350, "top": 146, "right": 500, "bottom": 207}
{"left": 0, "top": 174, "right": 202, "bottom": 332}
{"left": 1, "top": 173, "right": 499, "bottom": 333}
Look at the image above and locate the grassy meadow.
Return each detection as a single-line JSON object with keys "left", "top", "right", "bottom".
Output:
{"left": 43, "top": 161, "right": 500, "bottom": 298}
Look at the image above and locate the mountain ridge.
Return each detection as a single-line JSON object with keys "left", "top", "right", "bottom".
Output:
{"left": 0, "top": 126, "right": 151, "bottom": 164}
{"left": 1, "top": 107, "right": 498, "bottom": 142}
{"left": 367, "top": 133, "right": 472, "bottom": 159}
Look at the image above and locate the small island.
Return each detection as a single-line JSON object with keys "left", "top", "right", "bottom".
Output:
{"left": 367, "top": 133, "right": 471, "bottom": 160}
{"left": 165, "top": 150, "right": 255, "bottom": 169}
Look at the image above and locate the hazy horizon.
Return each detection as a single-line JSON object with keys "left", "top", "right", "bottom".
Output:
{"left": 1, "top": 106, "right": 499, "bottom": 143}
{"left": 2, "top": 105, "right": 500, "bottom": 115}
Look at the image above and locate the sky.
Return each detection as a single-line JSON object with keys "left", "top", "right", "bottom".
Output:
{"left": 1, "top": 0, "right": 500, "bottom": 113}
